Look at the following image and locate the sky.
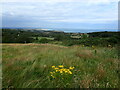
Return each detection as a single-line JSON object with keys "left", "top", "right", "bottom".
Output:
{"left": 1, "top": 0, "right": 119, "bottom": 32}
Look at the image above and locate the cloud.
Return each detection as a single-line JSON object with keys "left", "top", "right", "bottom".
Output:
{"left": 48, "top": 18, "right": 117, "bottom": 23}
{"left": 1, "top": 0, "right": 119, "bottom": 2}
{"left": 1, "top": 0, "right": 118, "bottom": 29}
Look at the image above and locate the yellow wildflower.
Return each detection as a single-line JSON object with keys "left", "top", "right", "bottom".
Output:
{"left": 55, "top": 70, "right": 59, "bottom": 72}
{"left": 52, "top": 66, "right": 55, "bottom": 68}
{"left": 68, "top": 71, "right": 72, "bottom": 74}
{"left": 60, "top": 70, "right": 63, "bottom": 73}
{"left": 63, "top": 69, "right": 66, "bottom": 72}
{"left": 65, "top": 70, "right": 68, "bottom": 73}
{"left": 51, "top": 75, "right": 55, "bottom": 78}
{"left": 69, "top": 67, "right": 74, "bottom": 70}
{"left": 50, "top": 72, "right": 53, "bottom": 74}
{"left": 54, "top": 68, "right": 59, "bottom": 70}
{"left": 58, "top": 65, "right": 64, "bottom": 68}
{"left": 50, "top": 65, "right": 74, "bottom": 78}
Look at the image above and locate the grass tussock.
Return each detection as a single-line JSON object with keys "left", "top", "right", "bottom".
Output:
{"left": 2, "top": 44, "right": 119, "bottom": 88}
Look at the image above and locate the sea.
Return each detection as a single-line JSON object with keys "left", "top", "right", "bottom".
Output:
{"left": 52, "top": 28, "right": 118, "bottom": 33}
{"left": 2, "top": 27, "right": 118, "bottom": 33}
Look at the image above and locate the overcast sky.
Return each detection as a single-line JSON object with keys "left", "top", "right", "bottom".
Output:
{"left": 1, "top": 0, "right": 119, "bottom": 31}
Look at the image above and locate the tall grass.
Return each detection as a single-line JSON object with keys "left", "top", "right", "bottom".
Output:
{"left": 2, "top": 44, "right": 119, "bottom": 88}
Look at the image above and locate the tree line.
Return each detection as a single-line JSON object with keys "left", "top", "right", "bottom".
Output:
{"left": 2, "top": 28, "right": 119, "bottom": 47}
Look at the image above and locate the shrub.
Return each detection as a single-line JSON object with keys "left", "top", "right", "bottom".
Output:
{"left": 39, "top": 38, "right": 49, "bottom": 43}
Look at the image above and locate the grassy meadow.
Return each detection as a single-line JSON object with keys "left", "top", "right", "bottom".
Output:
{"left": 2, "top": 44, "right": 119, "bottom": 88}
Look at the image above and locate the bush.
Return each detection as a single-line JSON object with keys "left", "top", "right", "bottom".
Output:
{"left": 107, "top": 37, "right": 118, "bottom": 44}
{"left": 39, "top": 38, "right": 49, "bottom": 43}
{"left": 15, "top": 34, "right": 33, "bottom": 43}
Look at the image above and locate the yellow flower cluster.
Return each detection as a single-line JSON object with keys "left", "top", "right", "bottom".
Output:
{"left": 50, "top": 65, "right": 74, "bottom": 78}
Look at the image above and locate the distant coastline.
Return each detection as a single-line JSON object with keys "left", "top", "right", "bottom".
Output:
{"left": 1, "top": 27, "right": 118, "bottom": 33}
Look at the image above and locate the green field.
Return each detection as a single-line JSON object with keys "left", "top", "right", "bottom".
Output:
{"left": 32, "top": 37, "right": 54, "bottom": 40}
{"left": 2, "top": 44, "right": 119, "bottom": 88}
